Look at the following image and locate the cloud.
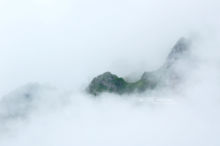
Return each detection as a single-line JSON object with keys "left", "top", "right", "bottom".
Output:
{"left": 0, "top": 0, "right": 219, "bottom": 95}
{"left": 0, "top": 0, "right": 220, "bottom": 145}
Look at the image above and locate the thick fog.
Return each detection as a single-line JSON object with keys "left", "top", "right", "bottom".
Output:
{"left": 0, "top": 0, "right": 220, "bottom": 145}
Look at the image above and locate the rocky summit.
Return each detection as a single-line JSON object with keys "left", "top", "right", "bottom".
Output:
{"left": 87, "top": 37, "right": 191, "bottom": 96}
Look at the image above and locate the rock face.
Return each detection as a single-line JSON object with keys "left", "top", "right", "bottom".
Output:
{"left": 164, "top": 37, "right": 190, "bottom": 68}
{"left": 88, "top": 72, "right": 127, "bottom": 95}
{"left": 87, "top": 37, "right": 191, "bottom": 96}
{"left": 87, "top": 71, "right": 157, "bottom": 96}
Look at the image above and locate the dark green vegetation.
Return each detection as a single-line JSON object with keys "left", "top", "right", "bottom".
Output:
{"left": 87, "top": 37, "right": 191, "bottom": 96}
{"left": 87, "top": 72, "right": 156, "bottom": 96}
{"left": 87, "top": 72, "right": 128, "bottom": 95}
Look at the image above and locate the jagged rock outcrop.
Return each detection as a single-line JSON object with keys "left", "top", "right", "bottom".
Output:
{"left": 87, "top": 71, "right": 156, "bottom": 96}
{"left": 87, "top": 37, "right": 191, "bottom": 96}
{"left": 87, "top": 72, "right": 127, "bottom": 95}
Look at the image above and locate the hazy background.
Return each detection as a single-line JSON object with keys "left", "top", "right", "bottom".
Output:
{"left": 0, "top": 0, "right": 219, "bottom": 96}
{"left": 0, "top": 0, "right": 220, "bottom": 145}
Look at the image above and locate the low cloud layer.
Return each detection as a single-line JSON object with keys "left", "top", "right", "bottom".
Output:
{"left": 0, "top": 0, "right": 220, "bottom": 145}
{"left": 0, "top": 37, "right": 220, "bottom": 145}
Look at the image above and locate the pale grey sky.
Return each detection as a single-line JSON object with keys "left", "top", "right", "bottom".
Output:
{"left": 0, "top": 0, "right": 219, "bottom": 96}
{"left": 0, "top": 1, "right": 220, "bottom": 146}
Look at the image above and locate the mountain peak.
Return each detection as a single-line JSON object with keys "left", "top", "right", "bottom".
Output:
{"left": 87, "top": 37, "right": 191, "bottom": 96}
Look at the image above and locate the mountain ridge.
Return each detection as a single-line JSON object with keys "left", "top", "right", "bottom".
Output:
{"left": 87, "top": 37, "right": 191, "bottom": 96}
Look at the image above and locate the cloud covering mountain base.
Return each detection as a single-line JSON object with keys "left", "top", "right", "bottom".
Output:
{"left": 0, "top": 0, "right": 220, "bottom": 145}
{"left": 0, "top": 40, "right": 220, "bottom": 145}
